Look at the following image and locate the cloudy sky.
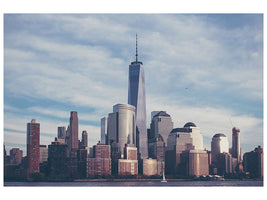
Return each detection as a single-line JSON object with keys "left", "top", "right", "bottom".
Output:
{"left": 4, "top": 14, "right": 263, "bottom": 156}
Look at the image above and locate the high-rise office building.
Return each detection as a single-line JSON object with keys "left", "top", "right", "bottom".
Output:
{"left": 166, "top": 122, "right": 205, "bottom": 175}
{"left": 69, "top": 111, "right": 78, "bottom": 156}
{"left": 81, "top": 130, "right": 88, "bottom": 148}
{"left": 211, "top": 133, "right": 229, "bottom": 163}
{"left": 148, "top": 111, "right": 173, "bottom": 159}
{"left": 101, "top": 117, "right": 108, "bottom": 144}
{"left": 150, "top": 111, "right": 173, "bottom": 145}
{"left": 58, "top": 126, "right": 66, "bottom": 139}
{"left": 107, "top": 104, "right": 136, "bottom": 158}
{"left": 27, "top": 119, "right": 40, "bottom": 176}
{"left": 9, "top": 148, "right": 23, "bottom": 165}
{"left": 232, "top": 127, "right": 241, "bottom": 162}
{"left": 128, "top": 35, "right": 148, "bottom": 159}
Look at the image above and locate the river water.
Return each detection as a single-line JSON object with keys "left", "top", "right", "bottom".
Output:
{"left": 4, "top": 180, "right": 263, "bottom": 187}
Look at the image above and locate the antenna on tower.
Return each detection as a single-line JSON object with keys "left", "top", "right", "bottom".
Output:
{"left": 135, "top": 34, "right": 138, "bottom": 62}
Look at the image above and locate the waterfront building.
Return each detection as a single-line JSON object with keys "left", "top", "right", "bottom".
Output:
{"left": 107, "top": 104, "right": 136, "bottom": 159}
{"left": 142, "top": 158, "right": 158, "bottom": 176}
{"left": 39, "top": 145, "right": 48, "bottom": 164}
{"left": 87, "top": 143, "right": 111, "bottom": 177}
{"left": 101, "top": 117, "right": 108, "bottom": 144}
{"left": 48, "top": 138, "right": 69, "bottom": 178}
{"left": 9, "top": 148, "right": 23, "bottom": 165}
{"left": 69, "top": 111, "right": 79, "bottom": 157}
{"left": 27, "top": 119, "right": 40, "bottom": 176}
{"left": 232, "top": 127, "right": 241, "bottom": 162}
{"left": 165, "top": 122, "right": 205, "bottom": 175}
{"left": 180, "top": 149, "right": 209, "bottom": 177}
{"left": 117, "top": 145, "right": 138, "bottom": 176}
{"left": 213, "top": 152, "right": 233, "bottom": 175}
{"left": 128, "top": 35, "right": 148, "bottom": 159}
{"left": 77, "top": 148, "right": 88, "bottom": 178}
{"left": 243, "top": 146, "right": 263, "bottom": 179}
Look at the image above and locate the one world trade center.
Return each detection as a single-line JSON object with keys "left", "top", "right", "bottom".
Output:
{"left": 128, "top": 35, "right": 148, "bottom": 159}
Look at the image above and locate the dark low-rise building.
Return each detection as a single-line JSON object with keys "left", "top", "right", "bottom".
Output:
{"left": 243, "top": 146, "right": 263, "bottom": 179}
{"left": 48, "top": 138, "right": 69, "bottom": 178}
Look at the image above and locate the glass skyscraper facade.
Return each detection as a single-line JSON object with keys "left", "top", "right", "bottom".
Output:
{"left": 232, "top": 127, "right": 241, "bottom": 162}
{"left": 128, "top": 42, "right": 148, "bottom": 159}
{"left": 107, "top": 104, "right": 136, "bottom": 158}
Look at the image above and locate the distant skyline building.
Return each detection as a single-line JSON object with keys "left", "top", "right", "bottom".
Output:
{"left": 9, "top": 148, "right": 23, "bottom": 165}
{"left": 101, "top": 117, "right": 108, "bottom": 144}
{"left": 107, "top": 104, "right": 136, "bottom": 159}
{"left": 211, "top": 133, "right": 229, "bottom": 163}
{"left": 69, "top": 111, "right": 79, "bottom": 156}
{"left": 149, "top": 111, "right": 173, "bottom": 149}
{"left": 81, "top": 130, "right": 88, "bottom": 148}
{"left": 128, "top": 34, "right": 148, "bottom": 159}
{"left": 27, "top": 119, "right": 40, "bottom": 176}
{"left": 232, "top": 127, "right": 241, "bottom": 162}
{"left": 57, "top": 126, "right": 66, "bottom": 139}
{"left": 39, "top": 145, "right": 48, "bottom": 164}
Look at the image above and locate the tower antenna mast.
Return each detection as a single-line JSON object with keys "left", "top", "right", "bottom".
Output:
{"left": 135, "top": 34, "right": 138, "bottom": 62}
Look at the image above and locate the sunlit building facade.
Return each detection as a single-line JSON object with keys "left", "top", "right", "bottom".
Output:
{"left": 107, "top": 104, "right": 136, "bottom": 159}
{"left": 211, "top": 133, "right": 229, "bottom": 163}
{"left": 180, "top": 149, "right": 209, "bottom": 176}
{"left": 166, "top": 122, "right": 205, "bottom": 175}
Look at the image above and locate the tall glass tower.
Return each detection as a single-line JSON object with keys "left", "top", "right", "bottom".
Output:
{"left": 128, "top": 35, "right": 148, "bottom": 159}
{"left": 232, "top": 127, "right": 241, "bottom": 162}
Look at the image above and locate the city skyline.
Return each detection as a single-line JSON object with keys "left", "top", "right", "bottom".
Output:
{"left": 4, "top": 14, "right": 263, "bottom": 155}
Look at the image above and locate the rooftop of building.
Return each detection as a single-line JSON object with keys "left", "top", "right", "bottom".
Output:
{"left": 153, "top": 111, "right": 170, "bottom": 118}
{"left": 131, "top": 61, "right": 143, "bottom": 65}
{"left": 213, "top": 133, "right": 227, "bottom": 138}
{"left": 184, "top": 122, "right": 196, "bottom": 128}
{"left": 171, "top": 127, "right": 192, "bottom": 133}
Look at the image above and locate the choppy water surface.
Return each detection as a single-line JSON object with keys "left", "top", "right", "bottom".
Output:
{"left": 4, "top": 180, "right": 263, "bottom": 187}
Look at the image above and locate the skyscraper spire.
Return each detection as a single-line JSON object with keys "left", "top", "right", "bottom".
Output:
{"left": 135, "top": 34, "right": 138, "bottom": 62}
